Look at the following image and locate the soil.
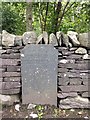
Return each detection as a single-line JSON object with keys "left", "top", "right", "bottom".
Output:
{"left": 1, "top": 103, "right": 90, "bottom": 119}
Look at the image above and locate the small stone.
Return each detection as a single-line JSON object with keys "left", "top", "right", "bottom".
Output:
{"left": 78, "top": 111, "right": 83, "bottom": 115}
{"left": 75, "top": 47, "right": 87, "bottom": 55}
{"left": 59, "top": 59, "right": 68, "bottom": 64}
{"left": 30, "top": 113, "right": 38, "bottom": 118}
{"left": 25, "top": 116, "right": 28, "bottom": 118}
{"left": 27, "top": 104, "right": 36, "bottom": 109}
{"left": 84, "top": 116, "right": 89, "bottom": 119}
{"left": 15, "top": 104, "right": 20, "bottom": 112}
{"left": 83, "top": 54, "right": 90, "bottom": 60}
{"left": 70, "top": 109, "right": 75, "bottom": 112}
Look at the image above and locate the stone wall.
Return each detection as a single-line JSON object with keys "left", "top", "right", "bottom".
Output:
{"left": 0, "top": 30, "right": 90, "bottom": 108}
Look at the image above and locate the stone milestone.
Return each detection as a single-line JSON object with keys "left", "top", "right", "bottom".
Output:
{"left": 21, "top": 44, "right": 58, "bottom": 106}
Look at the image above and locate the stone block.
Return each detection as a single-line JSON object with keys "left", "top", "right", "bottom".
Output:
{"left": 58, "top": 92, "right": 77, "bottom": 98}
{"left": 3, "top": 72, "right": 21, "bottom": 77}
{"left": 0, "top": 82, "right": 21, "bottom": 90}
{"left": 0, "top": 88, "right": 20, "bottom": 94}
{"left": 59, "top": 85, "right": 88, "bottom": 92}
{"left": 4, "top": 77, "right": 21, "bottom": 82}
{"left": 2, "top": 59, "right": 20, "bottom": 66}
{"left": 9, "top": 53, "right": 20, "bottom": 59}
{"left": 7, "top": 66, "right": 21, "bottom": 72}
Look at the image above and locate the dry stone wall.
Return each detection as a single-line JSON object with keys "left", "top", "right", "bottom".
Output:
{"left": 0, "top": 30, "right": 90, "bottom": 108}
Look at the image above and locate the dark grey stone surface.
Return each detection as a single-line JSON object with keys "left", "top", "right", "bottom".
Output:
{"left": 21, "top": 45, "right": 58, "bottom": 106}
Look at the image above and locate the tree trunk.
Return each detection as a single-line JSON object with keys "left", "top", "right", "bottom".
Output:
{"left": 54, "top": 1, "right": 62, "bottom": 34}
{"left": 43, "top": 2, "right": 49, "bottom": 31}
{"left": 26, "top": 2, "right": 33, "bottom": 31}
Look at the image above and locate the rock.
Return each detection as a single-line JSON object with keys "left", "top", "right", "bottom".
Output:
{"left": 75, "top": 47, "right": 87, "bottom": 55}
{"left": 36, "top": 34, "right": 43, "bottom": 44}
{"left": 0, "top": 33, "right": 2, "bottom": 46}
{"left": 14, "top": 36, "right": 23, "bottom": 46}
{"left": 2, "top": 30, "right": 15, "bottom": 47}
{"left": 43, "top": 31, "right": 48, "bottom": 44}
{"left": 59, "top": 59, "right": 68, "bottom": 64}
{"left": 67, "top": 31, "right": 80, "bottom": 46}
{"left": 0, "top": 94, "right": 20, "bottom": 105}
{"left": 83, "top": 54, "right": 90, "bottom": 60}
{"left": 70, "top": 47, "right": 78, "bottom": 51}
{"left": 23, "top": 31, "right": 37, "bottom": 45}
{"left": 60, "top": 96, "right": 90, "bottom": 109}
{"left": 30, "top": 113, "right": 38, "bottom": 118}
{"left": 78, "top": 32, "right": 90, "bottom": 48}
{"left": 0, "top": 50, "right": 6, "bottom": 54}
{"left": 49, "top": 33, "right": 58, "bottom": 46}
{"left": 15, "top": 104, "right": 20, "bottom": 111}
{"left": 63, "top": 34, "right": 72, "bottom": 48}
{"left": 84, "top": 116, "right": 89, "bottom": 119}
{"left": 27, "top": 104, "right": 36, "bottom": 109}
{"left": 36, "top": 31, "right": 48, "bottom": 44}
{"left": 78, "top": 111, "right": 83, "bottom": 115}
{"left": 56, "top": 31, "right": 62, "bottom": 46}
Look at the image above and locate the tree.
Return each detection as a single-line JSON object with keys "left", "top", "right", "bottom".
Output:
{"left": 26, "top": 2, "right": 33, "bottom": 31}
{"left": 2, "top": 1, "right": 90, "bottom": 35}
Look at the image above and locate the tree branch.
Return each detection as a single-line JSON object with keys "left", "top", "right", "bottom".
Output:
{"left": 58, "top": 0, "right": 70, "bottom": 27}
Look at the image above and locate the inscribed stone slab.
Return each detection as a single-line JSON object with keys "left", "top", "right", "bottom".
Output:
{"left": 21, "top": 45, "right": 58, "bottom": 106}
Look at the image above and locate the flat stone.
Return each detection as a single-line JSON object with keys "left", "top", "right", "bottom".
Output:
{"left": 7, "top": 66, "right": 21, "bottom": 72}
{"left": 21, "top": 45, "right": 58, "bottom": 106}
{"left": 2, "top": 72, "right": 21, "bottom": 77}
{"left": 3, "top": 77, "right": 21, "bottom": 82}
{"left": 63, "top": 34, "right": 70, "bottom": 47}
{"left": 0, "top": 94, "right": 20, "bottom": 105}
{"left": 67, "top": 31, "right": 80, "bottom": 46}
{"left": 0, "top": 82, "right": 21, "bottom": 90}
{"left": 43, "top": 31, "right": 48, "bottom": 44}
{"left": 2, "top": 59, "right": 20, "bottom": 66}
{"left": 56, "top": 31, "right": 62, "bottom": 46}
{"left": 59, "top": 85, "right": 88, "bottom": 92}
{"left": 0, "top": 88, "right": 20, "bottom": 94}
{"left": 78, "top": 32, "right": 90, "bottom": 48}
{"left": 49, "top": 33, "right": 58, "bottom": 46}
{"left": 58, "top": 92, "right": 77, "bottom": 98}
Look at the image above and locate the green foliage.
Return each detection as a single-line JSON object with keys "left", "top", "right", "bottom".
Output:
{"left": 2, "top": 2, "right": 26, "bottom": 35}
{"left": 2, "top": 1, "right": 90, "bottom": 35}
{"left": 35, "top": 105, "right": 44, "bottom": 119}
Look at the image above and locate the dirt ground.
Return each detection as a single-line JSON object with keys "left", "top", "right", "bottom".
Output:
{"left": 1, "top": 103, "right": 90, "bottom": 119}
